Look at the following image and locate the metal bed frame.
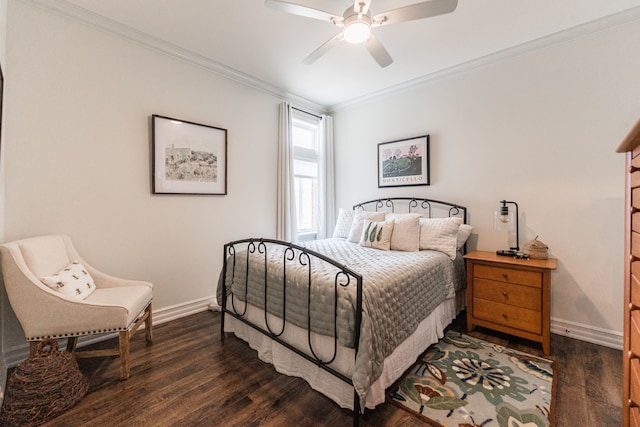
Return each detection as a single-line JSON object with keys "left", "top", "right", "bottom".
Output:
{"left": 220, "top": 197, "right": 467, "bottom": 426}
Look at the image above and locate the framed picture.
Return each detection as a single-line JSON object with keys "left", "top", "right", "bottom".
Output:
{"left": 152, "top": 114, "right": 227, "bottom": 195}
{"left": 378, "top": 135, "right": 430, "bottom": 188}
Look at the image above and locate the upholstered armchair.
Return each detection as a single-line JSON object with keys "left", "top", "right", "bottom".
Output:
{"left": 0, "top": 235, "right": 153, "bottom": 379}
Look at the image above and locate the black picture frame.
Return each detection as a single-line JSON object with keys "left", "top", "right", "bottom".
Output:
{"left": 377, "top": 135, "right": 430, "bottom": 188}
{"left": 152, "top": 114, "right": 227, "bottom": 195}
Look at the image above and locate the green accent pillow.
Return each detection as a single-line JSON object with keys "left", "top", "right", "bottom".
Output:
{"left": 358, "top": 219, "right": 395, "bottom": 251}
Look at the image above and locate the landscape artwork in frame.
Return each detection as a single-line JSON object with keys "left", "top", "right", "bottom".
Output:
{"left": 152, "top": 114, "right": 227, "bottom": 195}
{"left": 378, "top": 135, "right": 429, "bottom": 188}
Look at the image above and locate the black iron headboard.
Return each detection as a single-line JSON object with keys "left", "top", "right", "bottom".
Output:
{"left": 353, "top": 197, "right": 467, "bottom": 224}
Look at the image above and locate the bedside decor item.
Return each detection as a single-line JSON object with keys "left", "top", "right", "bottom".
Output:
{"left": 378, "top": 135, "right": 429, "bottom": 188}
{"left": 388, "top": 331, "right": 555, "bottom": 427}
{"left": 523, "top": 236, "right": 549, "bottom": 259}
{"left": 152, "top": 114, "right": 227, "bottom": 195}
{"left": 495, "top": 200, "right": 520, "bottom": 256}
{"left": 0, "top": 339, "right": 88, "bottom": 426}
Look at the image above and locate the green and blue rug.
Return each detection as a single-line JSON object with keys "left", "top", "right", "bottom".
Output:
{"left": 388, "top": 331, "right": 555, "bottom": 427}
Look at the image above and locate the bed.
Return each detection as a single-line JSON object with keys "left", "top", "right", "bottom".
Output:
{"left": 217, "top": 197, "right": 470, "bottom": 425}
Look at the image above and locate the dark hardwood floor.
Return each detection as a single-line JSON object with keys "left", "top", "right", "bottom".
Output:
{"left": 24, "top": 310, "right": 620, "bottom": 426}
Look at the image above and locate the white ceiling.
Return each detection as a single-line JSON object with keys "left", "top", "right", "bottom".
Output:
{"left": 35, "top": 0, "right": 640, "bottom": 109}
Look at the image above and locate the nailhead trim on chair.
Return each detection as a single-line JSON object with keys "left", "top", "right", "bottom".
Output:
{"left": 26, "top": 302, "right": 152, "bottom": 341}
{"left": 27, "top": 327, "right": 128, "bottom": 340}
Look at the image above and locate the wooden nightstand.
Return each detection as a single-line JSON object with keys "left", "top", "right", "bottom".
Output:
{"left": 464, "top": 250, "right": 558, "bottom": 354}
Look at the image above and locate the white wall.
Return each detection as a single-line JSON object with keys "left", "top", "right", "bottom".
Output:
{"left": 2, "top": 1, "right": 283, "bottom": 356}
{"left": 333, "top": 19, "right": 640, "bottom": 347}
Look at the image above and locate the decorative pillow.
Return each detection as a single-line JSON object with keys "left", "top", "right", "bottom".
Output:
{"left": 359, "top": 219, "right": 395, "bottom": 251}
{"left": 348, "top": 210, "right": 387, "bottom": 243}
{"left": 419, "top": 217, "right": 463, "bottom": 260}
{"left": 457, "top": 223, "right": 474, "bottom": 250}
{"left": 332, "top": 208, "right": 355, "bottom": 239}
{"left": 40, "top": 260, "right": 96, "bottom": 300}
{"left": 387, "top": 213, "right": 421, "bottom": 252}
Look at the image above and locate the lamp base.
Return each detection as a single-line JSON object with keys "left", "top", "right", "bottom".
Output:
{"left": 496, "top": 249, "right": 518, "bottom": 257}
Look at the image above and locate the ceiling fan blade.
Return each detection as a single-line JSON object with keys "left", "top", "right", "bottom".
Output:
{"left": 302, "top": 33, "right": 344, "bottom": 65}
{"left": 265, "top": 0, "right": 341, "bottom": 23}
{"left": 373, "top": 0, "right": 457, "bottom": 26}
{"left": 364, "top": 34, "right": 393, "bottom": 68}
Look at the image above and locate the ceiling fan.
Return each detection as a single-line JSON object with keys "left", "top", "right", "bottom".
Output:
{"left": 265, "top": 0, "right": 458, "bottom": 67}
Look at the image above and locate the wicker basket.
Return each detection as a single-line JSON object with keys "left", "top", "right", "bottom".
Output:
{"left": 0, "top": 338, "right": 88, "bottom": 426}
{"left": 523, "top": 236, "right": 549, "bottom": 259}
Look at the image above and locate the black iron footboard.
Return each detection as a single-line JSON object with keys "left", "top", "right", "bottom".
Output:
{"left": 220, "top": 238, "right": 364, "bottom": 425}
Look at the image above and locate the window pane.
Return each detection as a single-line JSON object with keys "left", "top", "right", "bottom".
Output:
{"left": 291, "top": 110, "right": 321, "bottom": 239}
{"left": 292, "top": 125, "right": 316, "bottom": 150}
{"left": 294, "top": 159, "right": 317, "bottom": 178}
{"left": 294, "top": 176, "right": 317, "bottom": 232}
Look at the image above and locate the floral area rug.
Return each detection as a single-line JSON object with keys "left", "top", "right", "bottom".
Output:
{"left": 388, "top": 331, "right": 555, "bottom": 427}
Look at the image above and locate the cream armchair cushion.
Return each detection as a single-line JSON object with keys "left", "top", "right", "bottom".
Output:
{"left": 0, "top": 235, "right": 153, "bottom": 379}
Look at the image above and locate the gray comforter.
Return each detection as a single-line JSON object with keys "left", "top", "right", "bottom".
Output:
{"left": 217, "top": 238, "right": 465, "bottom": 407}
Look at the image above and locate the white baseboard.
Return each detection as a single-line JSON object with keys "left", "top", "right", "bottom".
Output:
{"left": 3, "top": 296, "right": 216, "bottom": 368}
{"left": 3, "top": 303, "right": 622, "bottom": 367}
{"left": 551, "top": 317, "right": 623, "bottom": 350}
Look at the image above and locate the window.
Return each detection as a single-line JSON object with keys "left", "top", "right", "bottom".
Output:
{"left": 292, "top": 110, "right": 321, "bottom": 241}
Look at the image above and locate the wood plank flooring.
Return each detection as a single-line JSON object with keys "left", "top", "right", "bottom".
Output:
{"left": 27, "top": 310, "right": 620, "bottom": 426}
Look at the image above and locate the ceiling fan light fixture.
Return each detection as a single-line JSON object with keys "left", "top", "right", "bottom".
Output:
{"left": 343, "top": 19, "right": 370, "bottom": 44}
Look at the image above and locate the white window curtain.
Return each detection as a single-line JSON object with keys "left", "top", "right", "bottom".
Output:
{"left": 317, "top": 114, "right": 335, "bottom": 239}
{"left": 277, "top": 101, "right": 335, "bottom": 242}
{"left": 276, "top": 101, "right": 298, "bottom": 242}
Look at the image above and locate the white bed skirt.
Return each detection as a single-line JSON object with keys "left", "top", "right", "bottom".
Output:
{"left": 222, "top": 289, "right": 466, "bottom": 411}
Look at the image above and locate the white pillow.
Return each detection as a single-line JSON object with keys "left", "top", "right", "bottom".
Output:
{"left": 419, "top": 217, "right": 463, "bottom": 260}
{"left": 457, "top": 223, "right": 474, "bottom": 250}
{"left": 387, "top": 213, "right": 421, "bottom": 252}
{"left": 41, "top": 260, "right": 96, "bottom": 300}
{"left": 359, "top": 219, "right": 395, "bottom": 251}
{"left": 348, "top": 210, "right": 387, "bottom": 243}
{"left": 332, "top": 208, "right": 355, "bottom": 239}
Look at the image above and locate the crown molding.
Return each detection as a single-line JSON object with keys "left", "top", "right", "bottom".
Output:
{"left": 17, "top": 0, "right": 640, "bottom": 113}
{"left": 330, "top": 5, "right": 640, "bottom": 112}
{"left": 18, "top": 0, "right": 326, "bottom": 113}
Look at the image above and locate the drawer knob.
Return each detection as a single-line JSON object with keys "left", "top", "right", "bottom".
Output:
{"left": 502, "top": 291, "right": 508, "bottom": 298}
{"left": 502, "top": 313, "right": 508, "bottom": 319}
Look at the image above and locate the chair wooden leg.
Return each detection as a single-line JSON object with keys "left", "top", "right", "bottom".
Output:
{"left": 119, "top": 331, "right": 130, "bottom": 380}
{"left": 29, "top": 341, "right": 39, "bottom": 358}
{"left": 145, "top": 303, "right": 153, "bottom": 344}
{"left": 67, "top": 336, "right": 78, "bottom": 353}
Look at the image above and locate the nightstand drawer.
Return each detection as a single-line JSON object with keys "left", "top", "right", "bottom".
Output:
{"left": 473, "top": 298, "right": 542, "bottom": 334}
{"left": 473, "top": 264, "right": 541, "bottom": 288}
{"left": 474, "top": 278, "right": 541, "bottom": 311}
